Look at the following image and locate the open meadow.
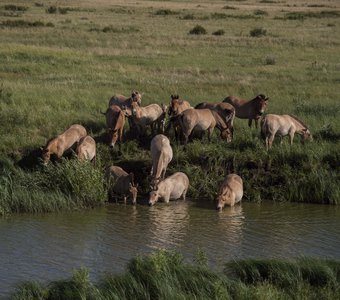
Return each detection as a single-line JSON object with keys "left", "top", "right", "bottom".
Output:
{"left": 0, "top": 0, "right": 340, "bottom": 215}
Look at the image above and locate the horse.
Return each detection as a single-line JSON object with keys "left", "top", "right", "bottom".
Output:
{"left": 195, "top": 102, "right": 235, "bottom": 138}
{"left": 108, "top": 91, "right": 142, "bottom": 112}
{"left": 150, "top": 134, "right": 173, "bottom": 189}
{"left": 76, "top": 135, "right": 96, "bottom": 162}
{"left": 216, "top": 174, "right": 243, "bottom": 210}
{"left": 103, "top": 105, "right": 125, "bottom": 148}
{"left": 41, "top": 124, "right": 87, "bottom": 165}
{"left": 261, "top": 114, "right": 312, "bottom": 150}
{"left": 166, "top": 95, "right": 192, "bottom": 140}
{"left": 178, "top": 108, "right": 233, "bottom": 145}
{"left": 128, "top": 101, "right": 166, "bottom": 137}
{"left": 107, "top": 166, "right": 138, "bottom": 205}
{"left": 223, "top": 94, "right": 269, "bottom": 128}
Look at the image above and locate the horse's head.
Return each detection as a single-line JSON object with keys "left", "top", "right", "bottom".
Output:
{"left": 255, "top": 94, "right": 269, "bottom": 115}
{"left": 169, "top": 96, "right": 182, "bottom": 116}
{"left": 302, "top": 128, "right": 313, "bottom": 142}
{"left": 221, "top": 127, "right": 233, "bottom": 143}
{"left": 131, "top": 91, "right": 142, "bottom": 105}
{"left": 41, "top": 147, "right": 51, "bottom": 166}
{"left": 108, "top": 128, "right": 119, "bottom": 148}
{"left": 216, "top": 189, "right": 232, "bottom": 211}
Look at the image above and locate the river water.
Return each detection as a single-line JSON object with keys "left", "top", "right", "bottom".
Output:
{"left": 0, "top": 201, "right": 339, "bottom": 297}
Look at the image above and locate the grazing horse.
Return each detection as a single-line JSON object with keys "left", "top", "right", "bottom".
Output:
{"left": 223, "top": 94, "right": 269, "bottom": 128}
{"left": 195, "top": 102, "right": 235, "bottom": 138}
{"left": 261, "top": 114, "right": 312, "bottom": 150}
{"left": 150, "top": 134, "right": 173, "bottom": 189}
{"left": 166, "top": 95, "right": 192, "bottom": 140}
{"left": 108, "top": 166, "right": 138, "bottom": 204}
{"left": 178, "top": 108, "right": 233, "bottom": 145}
{"left": 76, "top": 135, "right": 96, "bottom": 162}
{"left": 216, "top": 174, "right": 243, "bottom": 210}
{"left": 41, "top": 124, "right": 87, "bottom": 165}
{"left": 103, "top": 105, "right": 125, "bottom": 148}
{"left": 128, "top": 101, "right": 166, "bottom": 137}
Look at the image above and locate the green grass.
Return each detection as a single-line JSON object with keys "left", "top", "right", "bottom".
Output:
{"left": 11, "top": 250, "right": 340, "bottom": 299}
{"left": 0, "top": 0, "right": 339, "bottom": 214}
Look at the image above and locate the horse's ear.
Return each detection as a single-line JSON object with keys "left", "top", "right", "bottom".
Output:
{"left": 265, "top": 97, "right": 269, "bottom": 101}
{"left": 40, "top": 146, "right": 44, "bottom": 151}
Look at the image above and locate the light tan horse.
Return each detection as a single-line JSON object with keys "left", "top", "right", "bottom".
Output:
{"left": 261, "top": 114, "right": 312, "bottom": 150}
{"left": 166, "top": 95, "right": 192, "bottom": 140}
{"left": 178, "top": 108, "right": 233, "bottom": 145}
{"left": 223, "top": 94, "right": 269, "bottom": 128}
{"left": 108, "top": 166, "right": 138, "bottom": 204}
{"left": 129, "top": 101, "right": 166, "bottom": 137}
{"left": 216, "top": 174, "right": 243, "bottom": 210}
{"left": 149, "top": 172, "right": 189, "bottom": 206}
{"left": 195, "top": 102, "right": 235, "bottom": 138}
{"left": 41, "top": 124, "right": 87, "bottom": 165}
{"left": 150, "top": 134, "right": 173, "bottom": 189}
{"left": 76, "top": 135, "right": 96, "bottom": 162}
{"left": 103, "top": 105, "right": 125, "bottom": 148}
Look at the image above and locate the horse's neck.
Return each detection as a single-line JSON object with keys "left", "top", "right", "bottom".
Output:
{"left": 214, "top": 113, "right": 227, "bottom": 130}
{"left": 290, "top": 117, "right": 305, "bottom": 131}
{"left": 47, "top": 138, "right": 59, "bottom": 152}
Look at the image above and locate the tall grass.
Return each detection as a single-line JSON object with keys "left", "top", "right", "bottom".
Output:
{"left": 0, "top": 157, "right": 106, "bottom": 215}
{"left": 11, "top": 250, "right": 340, "bottom": 299}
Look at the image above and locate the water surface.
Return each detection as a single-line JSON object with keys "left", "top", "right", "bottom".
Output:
{"left": 0, "top": 201, "right": 339, "bottom": 297}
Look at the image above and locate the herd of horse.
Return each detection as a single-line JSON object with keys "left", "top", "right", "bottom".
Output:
{"left": 41, "top": 91, "right": 312, "bottom": 210}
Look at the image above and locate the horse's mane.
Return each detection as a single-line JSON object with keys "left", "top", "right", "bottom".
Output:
{"left": 288, "top": 114, "right": 308, "bottom": 129}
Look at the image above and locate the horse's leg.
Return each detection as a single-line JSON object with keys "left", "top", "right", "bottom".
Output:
{"left": 255, "top": 118, "right": 259, "bottom": 129}
{"left": 207, "top": 127, "right": 213, "bottom": 142}
{"left": 289, "top": 130, "right": 295, "bottom": 145}
{"left": 248, "top": 119, "right": 252, "bottom": 127}
{"left": 265, "top": 137, "right": 269, "bottom": 151}
{"left": 268, "top": 135, "right": 275, "bottom": 149}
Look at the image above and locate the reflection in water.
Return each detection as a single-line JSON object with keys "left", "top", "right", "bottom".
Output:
{"left": 0, "top": 201, "right": 340, "bottom": 297}
{"left": 147, "top": 202, "right": 190, "bottom": 250}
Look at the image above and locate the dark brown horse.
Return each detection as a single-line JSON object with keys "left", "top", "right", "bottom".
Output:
{"left": 223, "top": 94, "right": 268, "bottom": 128}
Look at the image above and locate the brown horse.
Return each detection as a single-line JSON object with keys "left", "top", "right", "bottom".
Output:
{"left": 261, "top": 114, "right": 312, "bottom": 150}
{"left": 223, "top": 94, "right": 268, "bottom": 128}
{"left": 108, "top": 91, "right": 142, "bottom": 112}
{"left": 103, "top": 105, "right": 125, "bottom": 148}
{"left": 166, "top": 95, "right": 192, "bottom": 140}
{"left": 108, "top": 166, "right": 138, "bottom": 204}
{"left": 178, "top": 108, "right": 233, "bottom": 145}
{"left": 195, "top": 102, "right": 235, "bottom": 138}
{"left": 41, "top": 124, "right": 87, "bottom": 165}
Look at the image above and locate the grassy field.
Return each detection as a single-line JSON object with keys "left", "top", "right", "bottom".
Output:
{"left": 11, "top": 250, "right": 340, "bottom": 299}
{"left": 0, "top": 0, "right": 339, "bottom": 214}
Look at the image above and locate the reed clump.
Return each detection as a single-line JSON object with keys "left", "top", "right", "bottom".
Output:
{"left": 11, "top": 250, "right": 340, "bottom": 299}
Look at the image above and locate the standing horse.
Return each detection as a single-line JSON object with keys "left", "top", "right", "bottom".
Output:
{"left": 223, "top": 94, "right": 268, "bottom": 128}
{"left": 261, "top": 114, "right": 312, "bottom": 150}
{"left": 166, "top": 95, "right": 192, "bottom": 140}
{"left": 128, "top": 101, "right": 166, "bottom": 137}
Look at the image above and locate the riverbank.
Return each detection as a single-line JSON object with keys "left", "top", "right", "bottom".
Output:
{"left": 0, "top": 133, "right": 339, "bottom": 216}
{"left": 11, "top": 250, "right": 340, "bottom": 299}
{"left": 0, "top": 0, "right": 339, "bottom": 215}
